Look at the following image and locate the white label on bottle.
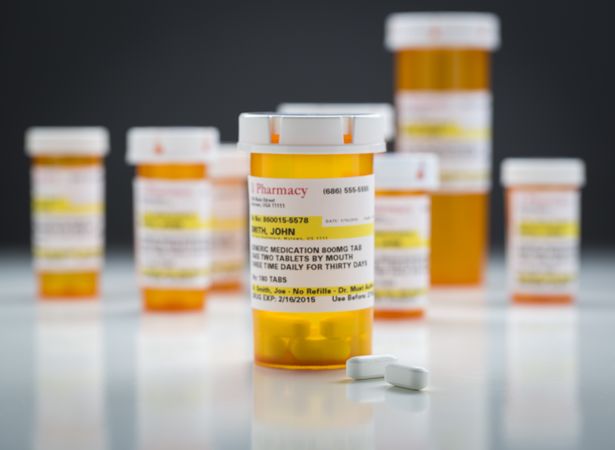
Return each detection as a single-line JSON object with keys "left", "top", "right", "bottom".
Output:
{"left": 32, "top": 165, "right": 104, "bottom": 271}
{"left": 375, "top": 195, "right": 430, "bottom": 311}
{"left": 508, "top": 190, "right": 580, "bottom": 296}
{"left": 396, "top": 91, "right": 492, "bottom": 193}
{"left": 249, "top": 176, "right": 375, "bottom": 312}
{"left": 135, "top": 179, "right": 212, "bottom": 289}
{"left": 212, "top": 181, "right": 247, "bottom": 284}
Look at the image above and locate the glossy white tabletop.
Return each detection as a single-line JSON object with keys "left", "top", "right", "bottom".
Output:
{"left": 1, "top": 250, "right": 614, "bottom": 450}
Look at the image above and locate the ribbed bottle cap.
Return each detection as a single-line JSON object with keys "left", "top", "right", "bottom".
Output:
{"left": 375, "top": 153, "right": 439, "bottom": 190}
{"left": 501, "top": 158, "right": 585, "bottom": 187}
{"left": 238, "top": 113, "right": 386, "bottom": 154}
{"left": 126, "top": 127, "right": 219, "bottom": 164}
{"left": 25, "top": 127, "right": 109, "bottom": 156}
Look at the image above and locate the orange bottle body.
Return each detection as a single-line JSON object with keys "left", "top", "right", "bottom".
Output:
{"left": 505, "top": 185, "right": 581, "bottom": 304}
{"left": 394, "top": 48, "right": 492, "bottom": 286}
{"left": 32, "top": 155, "right": 105, "bottom": 299}
{"left": 135, "top": 164, "right": 211, "bottom": 311}
{"left": 374, "top": 189, "right": 430, "bottom": 319}
{"left": 250, "top": 153, "right": 373, "bottom": 370}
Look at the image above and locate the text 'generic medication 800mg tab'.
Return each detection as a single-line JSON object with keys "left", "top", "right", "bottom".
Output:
{"left": 26, "top": 127, "right": 109, "bottom": 299}
{"left": 210, "top": 144, "right": 249, "bottom": 293}
{"left": 501, "top": 158, "right": 585, "bottom": 304}
{"left": 239, "top": 113, "right": 386, "bottom": 370}
{"left": 127, "top": 127, "right": 219, "bottom": 312}
{"left": 386, "top": 12, "right": 500, "bottom": 286}
{"left": 374, "top": 153, "right": 439, "bottom": 319}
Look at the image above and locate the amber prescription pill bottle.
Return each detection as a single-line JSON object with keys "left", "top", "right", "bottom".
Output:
{"left": 25, "top": 127, "right": 109, "bottom": 299}
{"left": 501, "top": 158, "right": 585, "bottom": 304}
{"left": 385, "top": 12, "right": 500, "bottom": 286}
{"left": 126, "top": 127, "right": 219, "bottom": 311}
{"left": 278, "top": 103, "right": 395, "bottom": 148}
{"left": 211, "top": 144, "right": 249, "bottom": 293}
{"left": 239, "top": 113, "right": 385, "bottom": 370}
{"left": 374, "top": 153, "right": 439, "bottom": 319}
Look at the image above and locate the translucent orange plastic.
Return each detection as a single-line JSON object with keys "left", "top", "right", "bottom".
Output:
{"left": 506, "top": 185, "right": 576, "bottom": 305}
{"left": 374, "top": 189, "right": 429, "bottom": 319}
{"left": 395, "top": 48, "right": 491, "bottom": 286}
{"left": 137, "top": 163, "right": 208, "bottom": 311}
{"left": 251, "top": 152, "right": 373, "bottom": 369}
{"left": 33, "top": 156, "right": 102, "bottom": 299}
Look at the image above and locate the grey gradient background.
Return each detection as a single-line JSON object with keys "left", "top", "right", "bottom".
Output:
{"left": 0, "top": 0, "right": 613, "bottom": 248}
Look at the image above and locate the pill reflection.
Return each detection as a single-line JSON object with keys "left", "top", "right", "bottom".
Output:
{"left": 34, "top": 303, "right": 107, "bottom": 450}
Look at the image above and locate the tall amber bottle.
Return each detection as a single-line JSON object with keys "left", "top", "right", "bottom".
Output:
{"left": 386, "top": 12, "right": 500, "bottom": 285}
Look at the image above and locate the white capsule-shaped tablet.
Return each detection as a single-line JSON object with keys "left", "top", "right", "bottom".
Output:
{"left": 346, "top": 354, "right": 398, "bottom": 380}
{"left": 385, "top": 364, "right": 429, "bottom": 391}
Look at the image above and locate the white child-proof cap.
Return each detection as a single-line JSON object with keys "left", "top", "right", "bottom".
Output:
{"left": 278, "top": 103, "right": 395, "bottom": 142}
{"left": 25, "top": 127, "right": 109, "bottom": 156}
{"left": 209, "top": 143, "right": 250, "bottom": 179}
{"left": 375, "top": 153, "right": 439, "bottom": 190}
{"left": 501, "top": 158, "right": 586, "bottom": 187}
{"left": 238, "top": 113, "right": 386, "bottom": 154}
{"left": 385, "top": 12, "right": 500, "bottom": 50}
{"left": 126, "top": 127, "right": 219, "bottom": 164}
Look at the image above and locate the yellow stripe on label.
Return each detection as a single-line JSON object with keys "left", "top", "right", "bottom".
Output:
{"left": 142, "top": 213, "right": 212, "bottom": 230}
{"left": 141, "top": 268, "right": 210, "bottom": 278}
{"left": 251, "top": 215, "right": 373, "bottom": 240}
{"left": 375, "top": 288, "right": 427, "bottom": 299}
{"left": 375, "top": 231, "right": 429, "bottom": 249}
{"left": 519, "top": 222, "right": 579, "bottom": 238}
{"left": 212, "top": 217, "right": 246, "bottom": 231}
{"left": 34, "top": 248, "right": 102, "bottom": 258}
{"left": 402, "top": 123, "right": 490, "bottom": 140}
{"left": 440, "top": 170, "right": 489, "bottom": 182}
{"left": 252, "top": 282, "right": 373, "bottom": 297}
{"left": 212, "top": 261, "right": 244, "bottom": 273}
{"left": 518, "top": 273, "right": 575, "bottom": 284}
{"left": 33, "top": 198, "right": 103, "bottom": 214}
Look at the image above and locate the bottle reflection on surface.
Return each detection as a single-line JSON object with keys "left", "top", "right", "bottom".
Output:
{"left": 137, "top": 313, "right": 211, "bottom": 450}
{"left": 252, "top": 367, "right": 374, "bottom": 450}
{"left": 505, "top": 306, "right": 580, "bottom": 449}
{"left": 429, "top": 288, "right": 488, "bottom": 450}
{"left": 34, "top": 303, "right": 107, "bottom": 450}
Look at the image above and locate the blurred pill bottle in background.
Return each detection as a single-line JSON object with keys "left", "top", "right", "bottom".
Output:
{"left": 278, "top": 103, "right": 395, "bottom": 150}
{"left": 210, "top": 144, "right": 249, "bottom": 293}
{"left": 26, "top": 127, "right": 109, "bottom": 299}
{"left": 385, "top": 12, "right": 500, "bottom": 286}
{"left": 374, "top": 153, "right": 439, "bottom": 319}
{"left": 501, "top": 158, "right": 585, "bottom": 304}
{"left": 239, "top": 113, "right": 385, "bottom": 369}
{"left": 126, "top": 128, "right": 218, "bottom": 311}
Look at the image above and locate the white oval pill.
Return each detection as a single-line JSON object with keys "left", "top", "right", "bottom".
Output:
{"left": 385, "top": 364, "right": 429, "bottom": 390}
{"left": 346, "top": 354, "right": 398, "bottom": 380}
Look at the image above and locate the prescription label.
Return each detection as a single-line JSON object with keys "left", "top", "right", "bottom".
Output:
{"left": 396, "top": 91, "right": 492, "bottom": 192}
{"left": 375, "top": 195, "right": 430, "bottom": 310}
{"left": 32, "top": 165, "right": 104, "bottom": 271}
{"left": 509, "top": 190, "right": 580, "bottom": 295}
{"left": 212, "top": 181, "right": 247, "bottom": 284}
{"left": 249, "top": 176, "right": 375, "bottom": 312}
{"left": 135, "top": 179, "right": 212, "bottom": 289}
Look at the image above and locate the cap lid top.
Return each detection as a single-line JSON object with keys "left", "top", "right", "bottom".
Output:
{"left": 501, "top": 158, "right": 586, "bottom": 187}
{"left": 238, "top": 113, "right": 386, "bottom": 154}
{"left": 385, "top": 12, "right": 500, "bottom": 50}
{"left": 210, "top": 143, "right": 249, "bottom": 178}
{"left": 375, "top": 153, "right": 439, "bottom": 190}
{"left": 126, "top": 127, "right": 219, "bottom": 164}
{"left": 278, "top": 103, "right": 395, "bottom": 142}
{"left": 25, "top": 127, "right": 109, "bottom": 156}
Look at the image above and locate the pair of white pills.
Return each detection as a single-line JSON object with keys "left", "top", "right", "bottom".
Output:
{"left": 346, "top": 354, "right": 428, "bottom": 391}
